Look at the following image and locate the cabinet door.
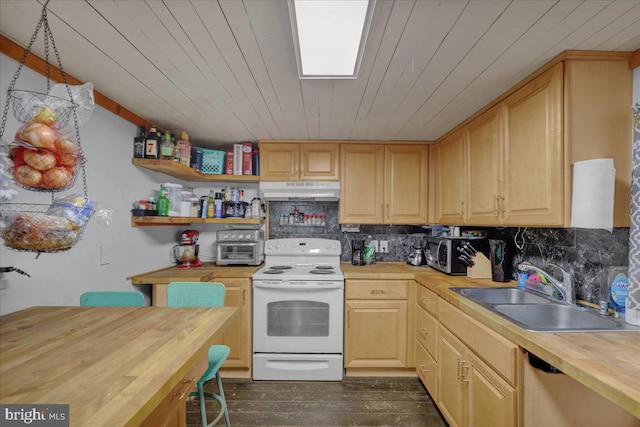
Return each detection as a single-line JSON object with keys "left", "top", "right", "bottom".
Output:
{"left": 259, "top": 143, "right": 300, "bottom": 181}
{"left": 438, "top": 327, "right": 466, "bottom": 427}
{"left": 385, "top": 145, "right": 429, "bottom": 224}
{"left": 300, "top": 143, "right": 340, "bottom": 180}
{"left": 432, "top": 131, "right": 466, "bottom": 224}
{"left": 345, "top": 300, "right": 407, "bottom": 368}
{"left": 214, "top": 278, "right": 251, "bottom": 369}
{"left": 502, "top": 62, "right": 563, "bottom": 226}
{"left": 340, "top": 145, "right": 385, "bottom": 224}
{"left": 466, "top": 350, "right": 516, "bottom": 427}
{"left": 466, "top": 106, "right": 503, "bottom": 225}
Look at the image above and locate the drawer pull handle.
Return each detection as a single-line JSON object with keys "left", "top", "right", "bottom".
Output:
{"left": 173, "top": 376, "right": 198, "bottom": 400}
{"left": 456, "top": 359, "right": 462, "bottom": 381}
{"left": 419, "top": 327, "right": 429, "bottom": 336}
{"left": 370, "top": 289, "right": 386, "bottom": 294}
{"left": 419, "top": 364, "right": 429, "bottom": 373}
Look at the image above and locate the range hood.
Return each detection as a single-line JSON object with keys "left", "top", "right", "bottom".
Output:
{"left": 259, "top": 181, "right": 340, "bottom": 201}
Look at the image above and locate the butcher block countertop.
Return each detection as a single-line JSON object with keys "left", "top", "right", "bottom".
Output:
{"left": 0, "top": 306, "right": 238, "bottom": 426}
{"left": 127, "top": 262, "right": 261, "bottom": 284}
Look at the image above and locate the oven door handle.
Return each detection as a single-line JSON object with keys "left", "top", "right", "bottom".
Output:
{"left": 218, "top": 242, "right": 258, "bottom": 246}
{"left": 254, "top": 282, "right": 343, "bottom": 290}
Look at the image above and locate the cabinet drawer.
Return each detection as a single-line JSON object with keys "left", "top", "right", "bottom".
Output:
{"left": 345, "top": 280, "right": 409, "bottom": 300}
{"left": 417, "top": 305, "right": 438, "bottom": 360}
{"left": 417, "top": 284, "right": 438, "bottom": 316}
{"left": 416, "top": 340, "right": 438, "bottom": 400}
{"left": 141, "top": 352, "right": 208, "bottom": 427}
{"left": 439, "top": 300, "right": 517, "bottom": 385}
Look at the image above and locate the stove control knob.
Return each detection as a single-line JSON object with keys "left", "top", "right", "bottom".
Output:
{"left": 275, "top": 243, "right": 281, "bottom": 249}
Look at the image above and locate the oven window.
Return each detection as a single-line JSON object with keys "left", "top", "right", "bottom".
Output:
{"left": 267, "top": 300, "right": 330, "bottom": 337}
{"left": 218, "top": 244, "right": 256, "bottom": 262}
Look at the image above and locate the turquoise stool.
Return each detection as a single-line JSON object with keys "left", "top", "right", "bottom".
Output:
{"left": 80, "top": 291, "right": 144, "bottom": 307}
{"left": 167, "top": 282, "right": 230, "bottom": 427}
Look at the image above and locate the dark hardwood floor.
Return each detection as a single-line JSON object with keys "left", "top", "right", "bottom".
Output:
{"left": 186, "top": 377, "right": 448, "bottom": 427}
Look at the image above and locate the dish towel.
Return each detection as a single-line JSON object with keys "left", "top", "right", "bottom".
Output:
{"left": 628, "top": 103, "right": 640, "bottom": 326}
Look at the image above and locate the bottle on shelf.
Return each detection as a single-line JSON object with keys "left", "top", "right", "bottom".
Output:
{"left": 133, "top": 125, "right": 146, "bottom": 158}
{"left": 206, "top": 190, "right": 215, "bottom": 218}
{"left": 144, "top": 126, "right": 159, "bottom": 159}
{"left": 214, "top": 192, "right": 223, "bottom": 218}
{"left": 160, "top": 130, "right": 175, "bottom": 160}
{"left": 157, "top": 186, "right": 169, "bottom": 216}
{"left": 175, "top": 131, "right": 191, "bottom": 166}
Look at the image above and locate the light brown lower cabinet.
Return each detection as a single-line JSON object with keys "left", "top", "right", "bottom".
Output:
{"left": 413, "top": 291, "right": 519, "bottom": 427}
{"left": 437, "top": 324, "right": 517, "bottom": 427}
{"left": 211, "top": 278, "right": 252, "bottom": 372}
{"left": 344, "top": 280, "right": 414, "bottom": 371}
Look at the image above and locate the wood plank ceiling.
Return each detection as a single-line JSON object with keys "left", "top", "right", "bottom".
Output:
{"left": 1, "top": 0, "right": 639, "bottom": 148}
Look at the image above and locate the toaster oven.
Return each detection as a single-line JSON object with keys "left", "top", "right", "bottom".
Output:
{"left": 216, "top": 229, "right": 264, "bottom": 266}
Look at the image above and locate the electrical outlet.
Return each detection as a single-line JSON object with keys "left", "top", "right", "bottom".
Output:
{"left": 380, "top": 240, "right": 389, "bottom": 253}
{"left": 371, "top": 240, "right": 379, "bottom": 252}
{"left": 100, "top": 244, "right": 111, "bottom": 265}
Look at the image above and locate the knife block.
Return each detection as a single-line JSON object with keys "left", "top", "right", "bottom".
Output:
{"left": 467, "top": 253, "right": 492, "bottom": 279}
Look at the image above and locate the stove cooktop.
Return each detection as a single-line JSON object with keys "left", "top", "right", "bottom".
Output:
{"left": 254, "top": 263, "right": 344, "bottom": 281}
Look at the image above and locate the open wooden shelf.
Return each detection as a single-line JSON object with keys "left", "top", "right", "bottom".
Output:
{"left": 131, "top": 216, "right": 263, "bottom": 227}
{"left": 132, "top": 158, "right": 259, "bottom": 182}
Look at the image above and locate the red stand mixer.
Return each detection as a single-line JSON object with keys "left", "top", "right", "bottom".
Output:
{"left": 172, "top": 230, "right": 202, "bottom": 268}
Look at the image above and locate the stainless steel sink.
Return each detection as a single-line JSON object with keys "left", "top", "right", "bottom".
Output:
{"left": 450, "top": 287, "right": 640, "bottom": 332}
{"left": 452, "top": 287, "right": 554, "bottom": 305}
{"left": 492, "top": 303, "right": 627, "bottom": 332}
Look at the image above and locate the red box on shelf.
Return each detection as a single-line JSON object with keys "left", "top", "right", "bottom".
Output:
{"left": 242, "top": 142, "right": 253, "bottom": 175}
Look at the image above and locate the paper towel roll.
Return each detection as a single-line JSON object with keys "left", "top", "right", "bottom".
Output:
{"left": 571, "top": 158, "right": 615, "bottom": 231}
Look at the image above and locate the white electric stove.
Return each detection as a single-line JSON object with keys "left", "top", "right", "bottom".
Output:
{"left": 252, "top": 238, "right": 344, "bottom": 381}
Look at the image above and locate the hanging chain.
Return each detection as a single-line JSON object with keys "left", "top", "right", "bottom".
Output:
{"left": 43, "top": 13, "right": 88, "bottom": 197}
{"left": 0, "top": 4, "right": 47, "bottom": 142}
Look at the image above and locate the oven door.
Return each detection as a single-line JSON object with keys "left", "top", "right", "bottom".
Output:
{"left": 253, "top": 281, "right": 344, "bottom": 354}
{"left": 217, "top": 242, "right": 259, "bottom": 265}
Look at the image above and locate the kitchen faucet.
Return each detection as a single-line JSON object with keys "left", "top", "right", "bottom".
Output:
{"left": 517, "top": 262, "right": 575, "bottom": 305}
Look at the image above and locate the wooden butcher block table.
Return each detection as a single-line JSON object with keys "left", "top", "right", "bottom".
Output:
{"left": 0, "top": 305, "right": 238, "bottom": 427}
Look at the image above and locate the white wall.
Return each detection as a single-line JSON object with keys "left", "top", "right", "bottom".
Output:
{"left": 0, "top": 54, "right": 259, "bottom": 314}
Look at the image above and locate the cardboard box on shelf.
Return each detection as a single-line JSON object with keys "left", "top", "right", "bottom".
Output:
{"left": 242, "top": 142, "right": 253, "bottom": 175}
{"left": 225, "top": 149, "right": 234, "bottom": 175}
{"left": 233, "top": 143, "right": 243, "bottom": 175}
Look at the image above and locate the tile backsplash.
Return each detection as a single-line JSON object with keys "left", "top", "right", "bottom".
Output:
{"left": 267, "top": 201, "right": 629, "bottom": 305}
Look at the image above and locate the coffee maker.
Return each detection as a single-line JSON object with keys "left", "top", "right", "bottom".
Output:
{"left": 172, "top": 229, "right": 202, "bottom": 268}
{"left": 407, "top": 233, "right": 428, "bottom": 266}
{"left": 351, "top": 238, "right": 366, "bottom": 266}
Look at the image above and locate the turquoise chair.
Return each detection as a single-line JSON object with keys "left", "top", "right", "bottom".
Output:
{"left": 80, "top": 291, "right": 145, "bottom": 307}
{"left": 167, "top": 282, "right": 230, "bottom": 427}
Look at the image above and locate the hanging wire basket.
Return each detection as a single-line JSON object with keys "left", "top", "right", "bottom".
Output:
{"left": 1, "top": 199, "right": 93, "bottom": 253}
{"left": 8, "top": 89, "right": 77, "bottom": 129}
{"left": 7, "top": 141, "right": 86, "bottom": 192}
{"left": 0, "top": 0, "right": 94, "bottom": 253}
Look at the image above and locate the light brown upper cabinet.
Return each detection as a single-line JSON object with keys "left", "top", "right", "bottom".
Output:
{"left": 258, "top": 141, "right": 340, "bottom": 181}
{"left": 434, "top": 54, "right": 632, "bottom": 227}
{"left": 431, "top": 131, "right": 466, "bottom": 224}
{"left": 465, "top": 105, "right": 503, "bottom": 225}
{"left": 340, "top": 144, "right": 429, "bottom": 224}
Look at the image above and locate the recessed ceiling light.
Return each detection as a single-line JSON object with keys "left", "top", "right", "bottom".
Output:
{"left": 288, "top": 0, "right": 375, "bottom": 79}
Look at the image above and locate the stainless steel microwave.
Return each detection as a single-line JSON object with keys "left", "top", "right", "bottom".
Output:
{"left": 426, "top": 236, "right": 486, "bottom": 275}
